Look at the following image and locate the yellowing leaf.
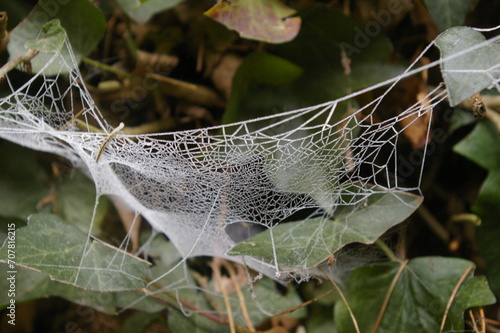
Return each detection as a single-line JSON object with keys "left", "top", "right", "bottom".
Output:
{"left": 205, "top": 0, "right": 301, "bottom": 44}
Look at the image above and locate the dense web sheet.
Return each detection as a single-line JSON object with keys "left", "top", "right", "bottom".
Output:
{"left": 0, "top": 30, "right": 498, "bottom": 289}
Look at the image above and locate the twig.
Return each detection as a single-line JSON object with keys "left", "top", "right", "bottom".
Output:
{"left": 450, "top": 213, "right": 482, "bottom": 226}
{"left": 459, "top": 94, "right": 500, "bottom": 132}
{"left": 485, "top": 318, "right": 500, "bottom": 326}
{"left": 222, "top": 261, "right": 256, "bottom": 333}
{"left": 439, "top": 263, "right": 474, "bottom": 333}
{"left": 148, "top": 72, "right": 225, "bottom": 107}
{"left": 320, "top": 267, "right": 361, "bottom": 333}
{"left": 141, "top": 287, "right": 183, "bottom": 313}
{"left": 484, "top": 105, "right": 500, "bottom": 133}
{"left": 417, "top": 205, "right": 450, "bottom": 243}
{"left": 190, "top": 270, "right": 225, "bottom": 314}
{"left": 81, "top": 56, "right": 131, "bottom": 78}
{"left": 83, "top": 56, "right": 225, "bottom": 107}
{"left": 210, "top": 259, "right": 236, "bottom": 333}
{"left": 147, "top": 278, "right": 227, "bottom": 325}
{"left": 75, "top": 119, "right": 105, "bottom": 133}
{"left": 374, "top": 239, "right": 400, "bottom": 262}
{"left": 136, "top": 50, "right": 178, "bottom": 73}
{"left": 468, "top": 309, "right": 480, "bottom": 333}
{"left": 460, "top": 94, "right": 500, "bottom": 111}
{"left": 0, "top": 48, "right": 39, "bottom": 79}
{"left": 122, "top": 119, "right": 178, "bottom": 135}
{"left": 487, "top": 324, "right": 500, "bottom": 333}
{"left": 58, "top": 108, "right": 86, "bottom": 131}
{"left": 372, "top": 259, "right": 409, "bottom": 333}
{"left": 272, "top": 284, "right": 337, "bottom": 317}
{"left": 0, "top": 11, "right": 8, "bottom": 52}
{"left": 479, "top": 307, "right": 486, "bottom": 333}
{"left": 95, "top": 122, "right": 125, "bottom": 162}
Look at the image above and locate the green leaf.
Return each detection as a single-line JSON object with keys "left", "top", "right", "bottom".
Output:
{"left": 447, "top": 107, "right": 476, "bottom": 134}
{"left": 471, "top": 171, "right": 500, "bottom": 293}
{"left": 115, "top": 234, "right": 187, "bottom": 312}
{"left": 435, "top": 26, "right": 500, "bottom": 106}
{"left": 453, "top": 119, "right": 500, "bottom": 170}
{"left": 115, "top": 0, "right": 182, "bottom": 24}
{"left": 229, "top": 188, "right": 422, "bottom": 272}
{"left": 454, "top": 119, "right": 500, "bottom": 294}
{"left": 0, "top": 141, "right": 108, "bottom": 233}
{"left": 0, "top": 263, "right": 118, "bottom": 314}
{"left": 209, "top": 278, "right": 306, "bottom": 326}
{"left": 225, "top": 6, "right": 406, "bottom": 125}
{"left": 275, "top": 6, "right": 406, "bottom": 100}
{"left": 120, "top": 311, "right": 165, "bottom": 333}
{"left": 56, "top": 172, "right": 108, "bottom": 234}
{"left": 24, "top": 19, "right": 66, "bottom": 53}
{"left": 0, "top": 235, "right": 178, "bottom": 314}
{"left": 334, "top": 257, "right": 496, "bottom": 333}
{"left": 0, "top": 141, "right": 50, "bottom": 220}
{"left": 205, "top": 0, "right": 301, "bottom": 44}
{"left": 0, "top": 213, "right": 149, "bottom": 291}
{"left": 116, "top": 232, "right": 305, "bottom": 325}
{"left": 7, "top": 0, "right": 106, "bottom": 75}
{"left": 167, "top": 304, "right": 228, "bottom": 333}
{"left": 305, "top": 306, "right": 336, "bottom": 333}
{"left": 423, "top": 0, "right": 476, "bottom": 32}
{"left": 223, "top": 52, "right": 303, "bottom": 124}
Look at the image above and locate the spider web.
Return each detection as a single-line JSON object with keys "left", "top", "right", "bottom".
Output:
{"left": 0, "top": 30, "right": 497, "bottom": 302}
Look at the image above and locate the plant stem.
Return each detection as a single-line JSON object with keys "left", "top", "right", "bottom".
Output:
{"left": 74, "top": 119, "right": 105, "bottom": 133}
{"left": 81, "top": 56, "right": 131, "bottom": 78}
{"left": 0, "top": 48, "right": 39, "bottom": 79}
{"left": 417, "top": 205, "right": 449, "bottom": 243}
{"left": 375, "top": 239, "right": 400, "bottom": 262}
{"left": 147, "top": 279, "right": 228, "bottom": 325}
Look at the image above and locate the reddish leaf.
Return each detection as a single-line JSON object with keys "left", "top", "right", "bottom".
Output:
{"left": 205, "top": 0, "right": 301, "bottom": 44}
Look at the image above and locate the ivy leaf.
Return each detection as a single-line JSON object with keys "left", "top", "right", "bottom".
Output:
{"left": 24, "top": 19, "right": 67, "bottom": 53}
{"left": 209, "top": 278, "right": 306, "bottom": 326}
{"left": 229, "top": 187, "right": 422, "bottom": 272}
{"left": 205, "top": 0, "right": 301, "bottom": 44}
{"left": 0, "top": 233, "right": 174, "bottom": 314}
{"left": 0, "top": 141, "right": 50, "bottom": 220}
{"left": 223, "top": 52, "right": 303, "bottom": 124}
{"left": 8, "top": 0, "right": 106, "bottom": 75}
{"left": 224, "top": 6, "right": 406, "bottom": 127}
{"left": 335, "top": 257, "right": 495, "bottom": 332}
{"left": 454, "top": 119, "right": 500, "bottom": 294}
{"left": 115, "top": 0, "right": 182, "bottom": 24}
{"left": 56, "top": 172, "right": 109, "bottom": 235}
{"left": 0, "top": 142, "right": 108, "bottom": 234}
{"left": 453, "top": 119, "right": 500, "bottom": 170}
{"left": 115, "top": 233, "right": 190, "bottom": 312}
{"left": 0, "top": 213, "right": 149, "bottom": 291}
{"left": 435, "top": 26, "right": 500, "bottom": 106}
{"left": 120, "top": 312, "right": 166, "bottom": 333}
{"left": 423, "top": 0, "right": 476, "bottom": 32}
{"left": 0, "top": 262, "right": 118, "bottom": 314}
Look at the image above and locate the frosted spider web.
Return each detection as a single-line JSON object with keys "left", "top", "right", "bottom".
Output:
{"left": 0, "top": 28, "right": 498, "bottom": 301}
